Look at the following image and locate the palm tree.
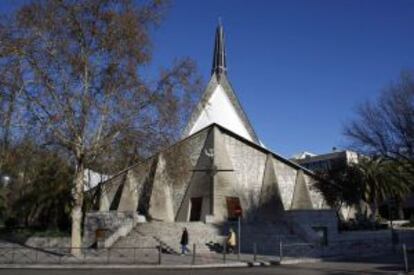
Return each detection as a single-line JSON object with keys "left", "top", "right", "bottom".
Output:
{"left": 352, "top": 157, "right": 411, "bottom": 222}
{"left": 315, "top": 166, "right": 364, "bottom": 218}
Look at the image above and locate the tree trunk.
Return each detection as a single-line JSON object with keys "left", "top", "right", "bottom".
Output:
{"left": 371, "top": 201, "right": 379, "bottom": 230}
{"left": 1, "top": 92, "right": 15, "bottom": 160}
{"left": 396, "top": 199, "right": 405, "bottom": 220}
{"left": 71, "top": 159, "right": 85, "bottom": 257}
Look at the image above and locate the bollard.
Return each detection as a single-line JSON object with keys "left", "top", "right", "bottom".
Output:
{"left": 279, "top": 240, "right": 283, "bottom": 262}
{"left": 59, "top": 249, "right": 63, "bottom": 264}
{"left": 107, "top": 248, "right": 110, "bottom": 264}
{"left": 11, "top": 246, "right": 15, "bottom": 264}
{"left": 158, "top": 245, "right": 162, "bottom": 265}
{"left": 403, "top": 244, "right": 409, "bottom": 273}
{"left": 253, "top": 243, "right": 257, "bottom": 262}
{"left": 192, "top": 244, "right": 196, "bottom": 265}
{"left": 133, "top": 247, "right": 136, "bottom": 264}
{"left": 238, "top": 216, "right": 241, "bottom": 261}
{"left": 223, "top": 243, "right": 227, "bottom": 263}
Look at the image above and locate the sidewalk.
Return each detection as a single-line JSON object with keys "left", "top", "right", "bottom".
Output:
{"left": 0, "top": 243, "right": 281, "bottom": 269}
{"left": 0, "top": 252, "right": 273, "bottom": 269}
{"left": 1, "top": 243, "right": 410, "bottom": 270}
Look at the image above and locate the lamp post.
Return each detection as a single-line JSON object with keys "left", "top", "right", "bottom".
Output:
{"left": 388, "top": 197, "right": 396, "bottom": 246}
{"left": 1, "top": 175, "right": 10, "bottom": 186}
{"left": 235, "top": 206, "right": 242, "bottom": 260}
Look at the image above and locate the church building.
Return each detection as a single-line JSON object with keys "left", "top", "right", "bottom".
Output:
{"left": 85, "top": 24, "right": 337, "bottom": 249}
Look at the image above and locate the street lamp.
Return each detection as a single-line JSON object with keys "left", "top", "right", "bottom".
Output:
{"left": 388, "top": 197, "right": 397, "bottom": 246}
{"left": 1, "top": 175, "right": 10, "bottom": 186}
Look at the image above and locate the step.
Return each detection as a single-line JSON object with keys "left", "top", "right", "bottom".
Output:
{"left": 110, "top": 220, "right": 303, "bottom": 255}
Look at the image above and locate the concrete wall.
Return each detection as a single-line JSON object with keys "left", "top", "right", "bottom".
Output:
{"left": 285, "top": 209, "right": 338, "bottom": 242}
{"left": 117, "top": 158, "right": 156, "bottom": 212}
{"left": 25, "top": 237, "right": 70, "bottom": 248}
{"left": 94, "top": 124, "right": 327, "bottom": 225}
{"left": 83, "top": 211, "right": 138, "bottom": 247}
{"left": 212, "top": 127, "right": 238, "bottom": 221}
{"left": 164, "top": 128, "right": 209, "bottom": 218}
{"left": 98, "top": 127, "right": 209, "bottom": 220}
{"left": 273, "top": 158, "right": 298, "bottom": 210}
{"left": 147, "top": 154, "right": 175, "bottom": 221}
{"left": 174, "top": 128, "right": 211, "bottom": 222}
{"left": 257, "top": 154, "right": 285, "bottom": 220}
{"left": 221, "top": 127, "right": 267, "bottom": 199}
{"left": 99, "top": 174, "right": 124, "bottom": 211}
{"left": 282, "top": 228, "right": 414, "bottom": 258}
{"left": 303, "top": 174, "right": 327, "bottom": 209}
{"left": 291, "top": 170, "right": 313, "bottom": 210}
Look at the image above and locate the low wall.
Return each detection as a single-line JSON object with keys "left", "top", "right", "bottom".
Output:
{"left": 285, "top": 209, "right": 338, "bottom": 242}
{"left": 397, "top": 229, "right": 414, "bottom": 247}
{"left": 336, "top": 229, "right": 414, "bottom": 245}
{"left": 25, "top": 237, "right": 70, "bottom": 248}
{"left": 282, "top": 228, "right": 414, "bottom": 258}
{"left": 83, "top": 211, "right": 140, "bottom": 248}
{"left": 336, "top": 230, "right": 391, "bottom": 241}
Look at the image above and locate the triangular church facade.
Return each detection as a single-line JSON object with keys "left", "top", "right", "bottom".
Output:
{"left": 182, "top": 25, "right": 260, "bottom": 145}
{"left": 84, "top": 24, "right": 336, "bottom": 250}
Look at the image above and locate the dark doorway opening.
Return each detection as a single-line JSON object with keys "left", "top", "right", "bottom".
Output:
{"left": 226, "top": 197, "right": 242, "bottom": 221}
{"left": 190, "top": 197, "right": 203, "bottom": 221}
{"left": 312, "top": 226, "right": 328, "bottom": 246}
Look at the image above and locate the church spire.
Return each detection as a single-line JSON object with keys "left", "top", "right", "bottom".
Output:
{"left": 211, "top": 21, "right": 227, "bottom": 77}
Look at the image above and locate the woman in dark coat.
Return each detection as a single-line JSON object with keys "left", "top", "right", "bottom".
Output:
{"left": 180, "top": 227, "right": 190, "bottom": 255}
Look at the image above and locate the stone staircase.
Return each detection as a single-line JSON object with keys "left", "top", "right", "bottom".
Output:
{"left": 112, "top": 229, "right": 159, "bottom": 248}
{"left": 113, "top": 221, "right": 226, "bottom": 254}
{"left": 111, "top": 220, "right": 303, "bottom": 255}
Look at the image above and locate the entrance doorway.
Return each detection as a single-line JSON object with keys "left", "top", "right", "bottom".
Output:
{"left": 190, "top": 197, "right": 203, "bottom": 221}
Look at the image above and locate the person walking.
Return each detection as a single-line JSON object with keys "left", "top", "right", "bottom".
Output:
{"left": 180, "top": 227, "right": 190, "bottom": 255}
{"left": 227, "top": 228, "right": 236, "bottom": 253}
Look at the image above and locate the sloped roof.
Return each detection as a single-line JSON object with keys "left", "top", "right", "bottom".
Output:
{"left": 97, "top": 123, "right": 318, "bottom": 191}
{"left": 182, "top": 73, "right": 260, "bottom": 145}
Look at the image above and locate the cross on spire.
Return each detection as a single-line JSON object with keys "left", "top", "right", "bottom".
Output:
{"left": 211, "top": 21, "right": 227, "bottom": 77}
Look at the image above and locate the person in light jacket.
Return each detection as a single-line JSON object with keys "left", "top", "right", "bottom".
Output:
{"left": 226, "top": 228, "right": 236, "bottom": 253}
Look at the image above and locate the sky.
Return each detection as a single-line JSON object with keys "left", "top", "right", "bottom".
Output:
{"left": 1, "top": 0, "right": 414, "bottom": 158}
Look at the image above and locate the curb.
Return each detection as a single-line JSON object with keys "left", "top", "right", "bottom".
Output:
{"left": 0, "top": 262, "right": 250, "bottom": 270}
{"left": 247, "top": 261, "right": 279, "bottom": 267}
{"left": 280, "top": 258, "right": 323, "bottom": 265}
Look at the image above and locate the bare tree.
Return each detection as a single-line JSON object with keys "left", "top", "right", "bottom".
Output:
{"left": 0, "top": 55, "right": 30, "bottom": 169}
{"left": 0, "top": 0, "right": 201, "bottom": 256}
{"left": 344, "top": 72, "right": 414, "bottom": 179}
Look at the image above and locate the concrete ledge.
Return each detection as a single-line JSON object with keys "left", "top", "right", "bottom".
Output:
{"left": 0, "top": 262, "right": 249, "bottom": 269}
{"left": 279, "top": 250, "right": 395, "bottom": 265}
{"left": 259, "top": 261, "right": 275, "bottom": 266}
{"left": 247, "top": 260, "right": 279, "bottom": 267}
{"left": 281, "top": 257, "right": 323, "bottom": 265}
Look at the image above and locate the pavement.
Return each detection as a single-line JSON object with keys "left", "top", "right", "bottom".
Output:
{"left": 0, "top": 243, "right": 413, "bottom": 274}
{"left": 0, "top": 251, "right": 263, "bottom": 269}
{"left": 0, "top": 243, "right": 280, "bottom": 267}
{"left": 0, "top": 252, "right": 412, "bottom": 274}
{"left": 0, "top": 253, "right": 412, "bottom": 275}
